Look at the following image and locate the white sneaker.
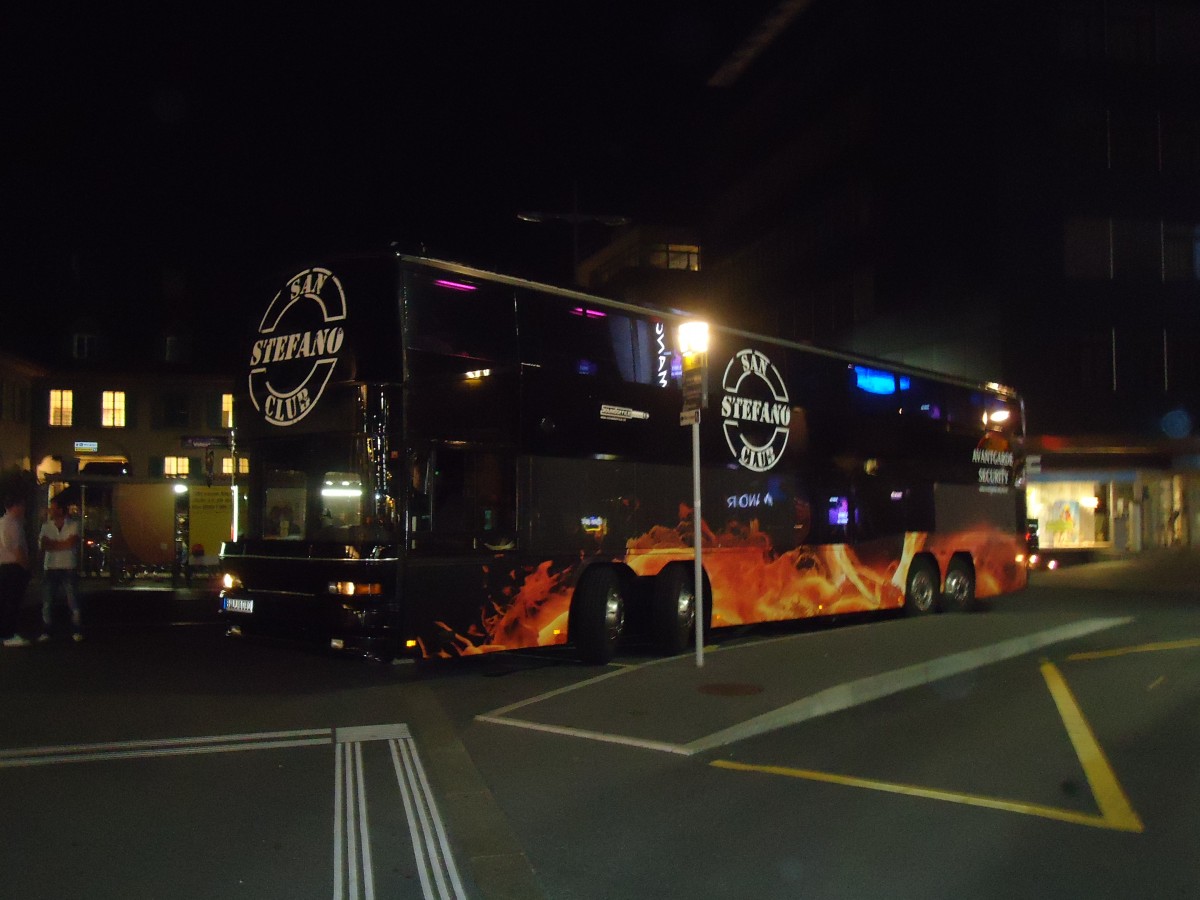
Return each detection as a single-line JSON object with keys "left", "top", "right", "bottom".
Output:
{"left": 37, "top": 633, "right": 51, "bottom": 644}
{"left": 2, "top": 635, "right": 31, "bottom": 648}
{"left": 72, "top": 633, "right": 84, "bottom": 643}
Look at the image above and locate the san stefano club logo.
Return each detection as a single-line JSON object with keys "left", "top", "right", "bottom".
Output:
{"left": 248, "top": 267, "right": 347, "bottom": 427}
{"left": 720, "top": 349, "right": 791, "bottom": 472}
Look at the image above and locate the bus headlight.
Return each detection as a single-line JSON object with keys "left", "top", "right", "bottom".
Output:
{"left": 328, "top": 582, "right": 383, "bottom": 596}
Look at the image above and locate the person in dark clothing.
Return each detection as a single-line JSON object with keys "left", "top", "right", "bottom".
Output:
{"left": 0, "top": 495, "right": 31, "bottom": 647}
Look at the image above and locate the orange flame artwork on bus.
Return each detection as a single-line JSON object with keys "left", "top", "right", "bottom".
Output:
{"left": 419, "top": 510, "right": 1027, "bottom": 658}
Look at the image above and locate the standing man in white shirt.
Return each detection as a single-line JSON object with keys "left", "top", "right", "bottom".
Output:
{"left": 0, "top": 494, "right": 31, "bottom": 647}
{"left": 39, "top": 497, "right": 82, "bottom": 643}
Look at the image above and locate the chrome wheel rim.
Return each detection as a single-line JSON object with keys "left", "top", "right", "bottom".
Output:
{"left": 676, "top": 584, "right": 695, "bottom": 639}
{"left": 604, "top": 586, "right": 625, "bottom": 643}
{"left": 945, "top": 570, "right": 971, "bottom": 606}
{"left": 910, "top": 569, "right": 936, "bottom": 612}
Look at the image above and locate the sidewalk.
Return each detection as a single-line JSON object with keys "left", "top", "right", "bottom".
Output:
{"left": 476, "top": 607, "right": 1132, "bottom": 756}
{"left": 1030, "top": 546, "right": 1200, "bottom": 592}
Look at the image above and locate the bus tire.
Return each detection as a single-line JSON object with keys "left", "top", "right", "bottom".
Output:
{"left": 651, "top": 561, "right": 713, "bottom": 655}
{"left": 904, "top": 556, "right": 940, "bottom": 616}
{"left": 569, "top": 565, "right": 626, "bottom": 664}
{"left": 943, "top": 556, "right": 977, "bottom": 612}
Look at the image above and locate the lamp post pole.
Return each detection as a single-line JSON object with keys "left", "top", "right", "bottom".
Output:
{"left": 691, "top": 408, "right": 704, "bottom": 667}
{"left": 678, "top": 321, "right": 709, "bottom": 668}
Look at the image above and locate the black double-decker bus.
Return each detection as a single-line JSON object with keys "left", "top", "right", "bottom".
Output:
{"left": 218, "top": 252, "right": 1028, "bottom": 662}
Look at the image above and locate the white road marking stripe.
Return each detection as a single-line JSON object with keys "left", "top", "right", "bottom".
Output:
{"left": 354, "top": 743, "right": 376, "bottom": 900}
{"left": 390, "top": 738, "right": 435, "bottom": 899}
{"left": 389, "top": 736, "right": 467, "bottom": 900}
{"left": 0, "top": 737, "right": 331, "bottom": 768}
{"left": 5, "top": 723, "right": 460, "bottom": 899}
{"left": 346, "top": 744, "right": 360, "bottom": 900}
{"left": 475, "top": 714, "right": 691, "bottom": 755}
{"left": 336, "top": 723, "right": 411, "bottom": 743}
{"left": 334, "top": 743, "right": 345, "bottom": 900}
{"left": 334, "top": 742, "right": 377, "bottom": 900}
{"left": 0, "top": 728, "right": 332, "bottom": 759}
{"left": 481, "top": 659, "right": 660, "bottom": 719}
{"left": 398, "top": 737, "right": 467, "bottom": 900}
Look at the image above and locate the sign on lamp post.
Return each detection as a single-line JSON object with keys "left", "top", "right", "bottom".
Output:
{"left": 678, "top": 320, "right": 709, "bottom": 667}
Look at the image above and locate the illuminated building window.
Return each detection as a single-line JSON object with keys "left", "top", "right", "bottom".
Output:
{"left": 102, "top": 391, "right": 126, "bottom": 428}
{"left": 49, "top": 390, "right": 73, "bottom": 427}
{"left": 221, "top": 457, "right": 249, "bottom": 475}
{"left": 164, "top": 456, "right": 190, "bottom": 477}
{"left": 646, "top": 243, "right": 700, "bottom": 271}
{"left": 221, "top": 393, "right": 234, "bottom": 429}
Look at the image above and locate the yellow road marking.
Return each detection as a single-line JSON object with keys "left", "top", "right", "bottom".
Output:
{"left": 709, "top": 661, "right": 1143, "bottom": 833}
{"left": 1068, "top": 637, "right": 1200, "bottom": 661}
{"left": 1039, "top": 660, "right": 1143, "bottom": 832}
{"left": 711, "top": 759, "right": 1128, "bottom": 830}
{"left": 1147, "top": 676, "right": 1165, "bottom": 691}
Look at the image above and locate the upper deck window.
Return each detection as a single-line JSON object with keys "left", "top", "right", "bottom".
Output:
{"left": 405, "top": 273, "right": 517, "bottom": 366}
{"left": 518, "top": 290, "right": 671, "bottom": 387}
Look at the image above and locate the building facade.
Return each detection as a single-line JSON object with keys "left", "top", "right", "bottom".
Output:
{"left": 583, "top": 0, "right": 1200, "bottom": 557}
{"left": 1, "top": 317, "right": 239, "bottom": 574}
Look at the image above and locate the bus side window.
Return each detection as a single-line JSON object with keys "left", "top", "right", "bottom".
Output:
{"left": 405, "top": 275, "right": 517, "bottom": 364}
{"left": 472, "top": 450, "right": 516, "bottom": 549}
{"left": 411, "top": 447, "right": 516, "bottom": 552}
{"left": 408, "top": 451, "right": 432, "bottom": 532}
{"left": 430, "top": 449, "right": 468, "bottom": 535}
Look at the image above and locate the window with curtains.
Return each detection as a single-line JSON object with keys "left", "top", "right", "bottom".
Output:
{"left": 102, "top": 390, "right": 126, "bottom": 427}
{"left": 49, "top": 389, "right": 73, "bottom": 426}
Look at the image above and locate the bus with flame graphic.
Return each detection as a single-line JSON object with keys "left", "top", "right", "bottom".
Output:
{"left": 219, "top": 252, "right": 1028, "bottom": 662}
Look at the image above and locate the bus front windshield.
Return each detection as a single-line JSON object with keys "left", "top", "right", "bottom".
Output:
{"left": 251, "top": 434, "right": 401, "bottom": 543}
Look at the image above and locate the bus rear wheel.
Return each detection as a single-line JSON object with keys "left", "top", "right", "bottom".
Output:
{"left": 943, "top": 556, "right": 977, "bottom": 612}
{"left": 651, "top": 561, "right": 713, "bottom": 655}
{"left": 570, "top": 565, "right": 626, "bottom": 664}
{"left": 904, "top": 557, "right": 940, "bottom": 615}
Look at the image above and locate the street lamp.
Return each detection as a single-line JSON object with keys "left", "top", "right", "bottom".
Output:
{"left": 678, "top": 320, "right": 709, "bottom": 667}
{"left": 678, "top": 321, "right": 710, "bottom": 357}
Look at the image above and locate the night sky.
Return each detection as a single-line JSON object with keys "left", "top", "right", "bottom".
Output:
{"left": 6, "top": 4, "right": 774, "bottom": 348}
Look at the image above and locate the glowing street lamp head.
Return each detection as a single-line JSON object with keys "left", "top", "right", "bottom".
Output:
{"left": 984, "top": 408, "right": 1011, "bottom": 427}
{"left": 678, "top": 320, "right": 709, "bottom": 356}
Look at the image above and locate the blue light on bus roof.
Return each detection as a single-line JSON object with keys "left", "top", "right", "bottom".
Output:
{"left": 854, "top": 366, "right": 903, "bottom": 395}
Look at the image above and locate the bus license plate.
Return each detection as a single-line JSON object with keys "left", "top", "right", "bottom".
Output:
{"left": 224, "top": 598, "right": 254, "bottom": 614}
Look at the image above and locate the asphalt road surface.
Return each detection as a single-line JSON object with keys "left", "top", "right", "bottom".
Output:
{"left": 2, "top": 551, "right": 1199, "bottom": 899}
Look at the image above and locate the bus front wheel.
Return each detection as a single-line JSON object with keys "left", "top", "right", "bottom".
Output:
{"left": 570, "top": 566, "right": 626, "bottom": 664}
{"left": 651, "top": 561, "right": 713, "bottom": 655}
{"left": 904, "top": 557, "right": 940, "bottom": 615}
